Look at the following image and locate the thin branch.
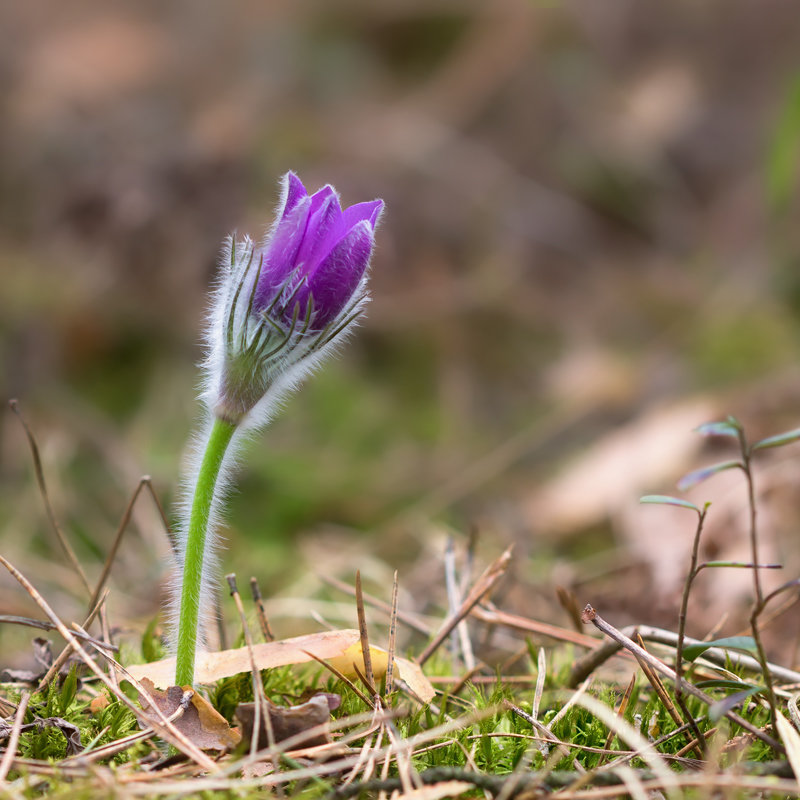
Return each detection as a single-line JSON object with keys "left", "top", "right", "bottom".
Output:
{"left": 9, "top": 400, "right": 91, "bottom": 596}
{"left": 581, "top": 604, "right": 783, "bottom": 753}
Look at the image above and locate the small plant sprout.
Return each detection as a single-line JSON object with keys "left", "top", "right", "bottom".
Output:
{"left": 173, "top": 172, "right": 383, "bottom": 687}
{"left": 670, "top": 416, "right": 800, "bottom": 732}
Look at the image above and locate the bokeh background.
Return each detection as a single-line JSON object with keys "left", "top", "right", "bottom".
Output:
{"left": 3, "top": 0, "right": 800, "bottom": 666}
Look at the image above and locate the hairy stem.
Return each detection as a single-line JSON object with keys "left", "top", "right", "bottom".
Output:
{"left": 175, "top": 417, "right": 237, "bottom": 686}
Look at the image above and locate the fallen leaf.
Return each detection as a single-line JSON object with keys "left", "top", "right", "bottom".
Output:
{"left": 138, "top": 677, "right": 241, "bottom": 751}
{"left": 235, "top": 694, "right": 334, "bottom": 748}
{"left": 90, "top": 694, "right": 110, "bottom": 714}
{"left": 128, "top": 630, "right": 435, "bottom": 703}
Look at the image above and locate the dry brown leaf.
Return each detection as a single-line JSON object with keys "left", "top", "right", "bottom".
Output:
{"left": 89, "top": 694, "right": 110, "bottom": 714}
{"left": 235, "top": 694, "right": 335, "bottom": 748}
{"left": 138, "top": 677, "right": 241, "bottom": 751}
{"left": 128, "top": 630, "right": 435, "bottom": 702}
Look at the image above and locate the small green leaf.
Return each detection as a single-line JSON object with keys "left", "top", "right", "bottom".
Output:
{"left": 677, "top": 460, "right": 741, "bottom": 491}
{"left": 708, "top": 686, "right": 765, "bottom": 722}
{"left": 682, "top": 636, "right": 758, "bottom": 662}
{"left": 639, "top": 495, "right": 700, "bottom": 512}
{"left": 699, "top": 560, "right": 781, "bottom": 570}
{"left": 695, "top": 418, "right": 742, "bottom": 438}
{"left": 59, "top": 664, "right": 79, "bottom": 715}
{"left": 752, "top": 427, "right": 800, "bottom": 451}
{"left": 695, "top": 679, "right": 763, "bottom": 691}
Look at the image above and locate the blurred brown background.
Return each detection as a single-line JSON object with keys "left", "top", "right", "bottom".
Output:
{"left": 3, "top": 1, "right": 800, "bottom": 664}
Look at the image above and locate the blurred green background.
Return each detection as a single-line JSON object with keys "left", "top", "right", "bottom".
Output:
{"left": 3, "top": 1, "right": 800, "bottom": 662}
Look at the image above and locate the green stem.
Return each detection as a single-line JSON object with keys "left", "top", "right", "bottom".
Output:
{"left": 175, "top": 416, "right": 237, "bottom": 686}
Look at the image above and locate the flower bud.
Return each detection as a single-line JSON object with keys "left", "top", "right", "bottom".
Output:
{"left": 207, "top": 173, "right": 383, "bottom": 425}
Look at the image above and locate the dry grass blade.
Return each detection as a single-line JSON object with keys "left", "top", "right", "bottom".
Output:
{"left": 0, "top": 692, "right": 29, "bottom": 782}
{"left": 385, "top": 570, "right": 398, "bottom": 698}
{"left": 418, "top": 546, "right": 513, "bottom": 666}
{"left": 354, "top": 570, "right": 376, "bottom": 698}
{"left": 226, "top": 573, "right": 273, "bottom": 757}
{"left": 444, "top": 536, "right": 475, "bottom": 671}
{"left": 250, "top": 576, "right": 275, "bottom": 642}
{"left": 9, "top": 400, "right": 91, "bottom": 596}
{"left": 341, "top": 724, "right": 378, "bottom": 786}
{"left": 533, "top": 646, "right": 546, "bottom": 721}
{"left": 546, "top": 674, "right": 592, "bottom": 733}
{"left": 471, "top": 602, "right": 601, "bottom": 649}
{"left": 634, "top": 633, "right": 701, "bottom": 757}
{"left": 776, "top": 711, "right": 800, "bottom": 780}
{"left": 383, "top": 718, "right": 418, "bottom": 794}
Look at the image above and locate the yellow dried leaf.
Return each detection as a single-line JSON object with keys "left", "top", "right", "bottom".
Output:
{"left": 128, "top": 629, "right": 435, "bottom": 702}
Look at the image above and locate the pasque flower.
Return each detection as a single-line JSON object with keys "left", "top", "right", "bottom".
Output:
{"left": 173, "top": 173, "right": 383, "bottom": 686}
{"left": 209, "top": 173, "right": 383, "bottom": 425}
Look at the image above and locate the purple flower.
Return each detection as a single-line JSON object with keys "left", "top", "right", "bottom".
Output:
{"left": 254, "top": 173, "right": 383, "bottom": 330}
{"left": 209, "top": 172, "right": 383, "bottom": 424}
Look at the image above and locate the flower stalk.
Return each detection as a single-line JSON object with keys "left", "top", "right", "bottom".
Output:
{"left": 175, "top": 417, "right": 236, "bottom": 687}
{"left": 172, "top": 172, "right": 383, "bottom": 686}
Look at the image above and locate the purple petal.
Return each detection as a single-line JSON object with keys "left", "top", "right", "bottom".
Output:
{"left": 294, "top": 187, "right": 344, "bottom": 275}
{"left": 296, "top": 221, "right": 374, "bottom": 327}
{"left": 342, "top": 199, "right": 384, "bottom": 231}
{"left": 277, "top": 172, "right": 307, "bottom": 221}
{"left": 253, "top": 195, "right": 312, "bottom": 311}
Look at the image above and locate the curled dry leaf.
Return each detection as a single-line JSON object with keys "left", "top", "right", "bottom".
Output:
{"left": 138, "top": 677, "right": 241, "bottom": 751}
{"left": 128, "top": 629, "right": 435, "bottom": 703}
{"left": 235, "top": 693, "right": 338, "bottom": 748}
